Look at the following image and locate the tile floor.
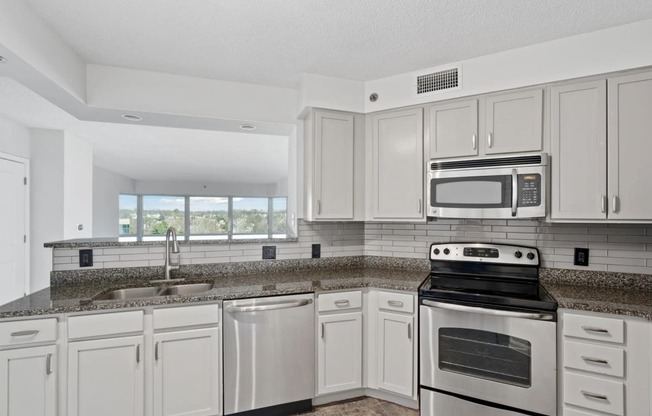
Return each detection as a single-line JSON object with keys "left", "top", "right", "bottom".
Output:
{"left": 292, "top": 397, "right": 419, "bottom": 416}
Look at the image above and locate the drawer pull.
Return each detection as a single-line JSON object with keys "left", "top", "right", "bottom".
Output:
{"left": 46, "top": 353, "right": 53, "bottom": 375}
{"left": 581, "top": 356, "right": 609, "bottom": 366}
{"left": 581, "top": 390, "right": 608, "bottom": 401}
{"left": 10, "top": 330, "right": 40, "bottom": 337}
{"left": 581, "top": 326, "right": 609, "bottom": 334}
{"left": 334, "top": 300, "right": 350, "bottom": 306}
{"left": 388, "top": 300, "right": 404, "bottom": 308}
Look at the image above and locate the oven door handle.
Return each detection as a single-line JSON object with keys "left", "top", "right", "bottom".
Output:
{"left": 422, "top": 300, "right": 555, "bottom": 321}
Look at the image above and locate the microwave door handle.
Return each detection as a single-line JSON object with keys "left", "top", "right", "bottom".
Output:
{"left": 511, "top": 169, "right": 518, "bottom": 217}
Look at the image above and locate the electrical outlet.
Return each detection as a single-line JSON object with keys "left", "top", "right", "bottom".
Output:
{"left": 574, "top": 248, "right": 589, "bottom": 266}
{"left": 262, "top": 246, "right": 276, "bottom": 260}
{"left": 312, "top": 244, "right": 321, "bottom": 259}
{"left": 79, "top": 249, "right": 93, "bottom": 268}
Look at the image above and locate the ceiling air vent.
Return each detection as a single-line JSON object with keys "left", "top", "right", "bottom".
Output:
{"left": 415, "top": 65, "right": 462, "bottom": 96}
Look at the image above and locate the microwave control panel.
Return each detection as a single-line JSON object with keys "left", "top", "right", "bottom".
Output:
{"left": 517, "top": 174, "right": 541, "bottom": 206}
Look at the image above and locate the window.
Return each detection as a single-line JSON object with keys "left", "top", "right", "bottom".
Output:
{"left": 119, "top": 194, "right": 287, "bottom": 241}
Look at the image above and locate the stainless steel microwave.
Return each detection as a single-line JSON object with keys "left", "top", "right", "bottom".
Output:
{"left": 427, "top": 153, "right": 548, "bottom": 219}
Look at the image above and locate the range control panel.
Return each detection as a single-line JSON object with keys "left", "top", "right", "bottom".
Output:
{"left": 430, "top": 243, "right": 539, "bottom": 266}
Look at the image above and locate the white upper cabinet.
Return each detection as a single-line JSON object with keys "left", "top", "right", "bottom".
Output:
{"left": 608, "top": 71, "right": 652, "bottom": 220}
{"left": 428, "top": 99, "right": 479, "bottom": 159}
{"left": 305, "top": 109, "right": 355, "bottom": 220}
{"left": 550, "top": 80, "right": 607, "bottom": 220}
{"left": 369, "top": 108, "right": 424, "bottom": 221}
{"left": 484, "top": 89, "right": 543, "bottom": 155}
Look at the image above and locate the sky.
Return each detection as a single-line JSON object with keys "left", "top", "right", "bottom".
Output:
{"left": 119, "top": 195, "right": 286, "bottom": 211}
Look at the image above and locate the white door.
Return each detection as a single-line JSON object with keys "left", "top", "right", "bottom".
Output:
{"left": 608, "top": 71, "right": 652, "bottom": 220}
{"left": 428, "top": 99, "right": 479, "bottom": 159}
{"left": 0, "top": 345, "right": 56, "bottom": 416}
{"left": 153, "top": 328, "right": 221, "bottom": 416}
{"left": 68, "top": 336, "right": 144, "bottom": 416}
{"left": 314, "top": 110, "right": 354, "bottom": 220}
{"left": 0, "top": 157, "right": 26, "bottom": 306}
{"left": 317, "top": 312, "right": 362, "bottom": 395}
{"left": 377, "top": 312, "right": 414, "bottom": 397}
{"left": 550, "top": 80, "right": 607, "bottom": 220}
{"left": 370, "top": 108, "right": 424, "bottom": 220}
{"left": 484, "top": 89, "right": 543, "bottom": 155}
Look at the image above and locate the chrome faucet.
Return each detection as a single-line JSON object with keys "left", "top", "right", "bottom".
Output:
{"left": 164, "top": 227, "right": 180, "bottom": 280}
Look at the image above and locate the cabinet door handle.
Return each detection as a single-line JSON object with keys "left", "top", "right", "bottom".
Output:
{"left": 387, "top": 300, "right": 404, "bottom": 308}
{"left": 581, "top": 391, "right": 608, "bottom": 401}
{"left": 155, "top": 342, "right": 159, "bottom": 361}
{"left": 472, "top": 133, "right": 477, "bottom": 150}
{"left": 418, "top": 199, "right": 422, "bottom": 214}
{"left": 601, "top": 195, "right": 606, "bottom": 214}
{"left": 581, "top": 326, "right": 609, "bottom": 334}
{"left": 321, "top": 323, "right": 325, "bottom": 339}
{"left": 317, "top": 200, "right": 322, "bottom": 215}
{"left": 46, "top": 353, "right": 53, "bottom": 375}
{"left": 136, "top": 345, "right": 140, "bottom": 364}
{"left": 407, "top": 323, "right": 412, "bottom": 340}
{"left": 581, "top": 356, "right": 609, "bottom": 366}
{"left": 11, "top": 330, "right": 39, "bottom": 337}
{"left": 611, "top": 195, "right": 618, "bottom": 213}
{"left": 487, "top": 132, "right": 493, "bottom": 148}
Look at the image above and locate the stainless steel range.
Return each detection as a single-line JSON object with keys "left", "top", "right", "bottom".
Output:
{"left": 419, "top": 243, "right": 558, "bottom": 416}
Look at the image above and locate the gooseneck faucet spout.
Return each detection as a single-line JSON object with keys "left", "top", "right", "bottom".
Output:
{"left": 165, "top": 227, "right": 180, "bottom": 280}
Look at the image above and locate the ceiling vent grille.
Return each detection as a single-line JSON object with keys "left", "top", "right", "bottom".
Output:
{"left": 416, "top": 66, "right": 461, "bottom": 96}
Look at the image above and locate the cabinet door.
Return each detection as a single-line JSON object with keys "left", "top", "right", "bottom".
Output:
{"left": 485, "top": 89, "right": 543, "bottom": 154}
{"left": 68, "top": 336, "right": 144, "bottom": 416}
{"left": 314, "top": 110, "right": 354, "bottom": 220}
{"left": 608, "top": 71, "right": 652, "bottom": 220}
{"left": 428, "top": 99, "right": 479, "bottom": 159}
{"left": 370, "top": 108, "right": 424, "bottom": 220}
{"left": 0, "top": 345, "right": 56, "bottom": 416}
{"left": 550, "top": 80, "right": 607, "bottom": 220}
{"left": 317, "top": 312, "right": 362, "bottom": 395}
{"left": 153, "top": 328, "right": 221, "bottom": 416}
{"left": 377, "top": 312, "right": 413, "bottom": 397}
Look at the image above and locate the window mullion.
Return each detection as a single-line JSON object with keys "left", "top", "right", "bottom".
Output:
{"left": 137, "top": 195, "right": 144, "bottom": 241}
{"left": 268, "top": 197, "right": 273, "bottom": 239}
{"left": 228, "top": 197, "right": 234, "bottom": 240}
{"left": 184, "top": 196, "right": 190, "bottom": 241}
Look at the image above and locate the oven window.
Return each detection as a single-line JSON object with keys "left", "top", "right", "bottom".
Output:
{"left": 438, "top": 328, "right": 531, "bottom": 388}
{"left": 430, "top": 176, "right": 511, "bottom": 208}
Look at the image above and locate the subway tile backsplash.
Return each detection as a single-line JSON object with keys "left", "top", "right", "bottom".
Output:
{"left": 52, "top": 219, "right": 652, "bottom": 275}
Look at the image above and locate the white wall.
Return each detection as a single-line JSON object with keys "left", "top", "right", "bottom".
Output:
{"left": 93, "top": 166, "right": 135, "bottom": 238}
{"left": 63, "top": 133, "right": 93, "bottom": 239}
{"left": 0, "top": 114, "right": 29, "bottom": 158}
{"left": 134, "top": 180, "right": 285, "bottom": 197}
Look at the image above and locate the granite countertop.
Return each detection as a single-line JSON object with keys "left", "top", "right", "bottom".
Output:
{"left": 0, "top": 267, "right": 431, "bottom": 319}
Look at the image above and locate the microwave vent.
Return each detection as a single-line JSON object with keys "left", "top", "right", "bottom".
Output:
{"left": 431, "top": 155, "right": 543, "bottom": 171}
{"left": 416, "top": 67, "right": 460, "bottom": 95}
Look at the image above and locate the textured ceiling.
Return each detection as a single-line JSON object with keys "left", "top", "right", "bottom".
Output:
{"left": 0, "top": 77, "right": 288, "bottom": 183}
{"left": 23, "top": 0, "right": 652, "bottom": 88}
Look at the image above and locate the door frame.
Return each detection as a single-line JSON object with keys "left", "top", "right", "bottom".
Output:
{"left": 0, "top": 151, "right": 30, "bottom": 296}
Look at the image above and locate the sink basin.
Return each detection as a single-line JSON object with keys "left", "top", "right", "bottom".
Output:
{"left": 94, "top": 283, "right": 213, "bottom": 301}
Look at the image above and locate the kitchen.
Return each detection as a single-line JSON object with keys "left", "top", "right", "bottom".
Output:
{"left": 0, "top": 1, "right": 651, "bottom": 416}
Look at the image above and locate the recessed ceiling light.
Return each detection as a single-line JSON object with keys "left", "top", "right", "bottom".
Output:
{"left": 121, "top": 114, "right": 142, "bottom": 122}
{"left": 0, "top": 56, "right": 6, "bottom": 64}
{"left": 239, "top": 124, "right": 256, "bottom": 131}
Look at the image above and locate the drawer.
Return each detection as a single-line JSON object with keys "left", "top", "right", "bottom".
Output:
{"left": 68, "top": 310, "right": 144, "bottom": 340}
{"left": 318, "top": 291, "right": 362, "bottom": 312}
{"left": 0, "top": 318, "right": 57, "bottom": 347}
{"left": 563, "top": 313, "right": 624, "bottom": 344}
{"left": 153, "top": 304, "right": 219, "bottom": 330}
{"left": 377, "top": 291, "right": 414, "bottom": 313}
{"left": 564, "top": 372, "right": 624, "bottom": 416}
{"left": 564, "top": 340, "right": 624, "bottom": 377}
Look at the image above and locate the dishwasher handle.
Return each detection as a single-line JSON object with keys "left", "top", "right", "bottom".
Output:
{"left": 225, "top": 298, "right": 313, "bottom": 313}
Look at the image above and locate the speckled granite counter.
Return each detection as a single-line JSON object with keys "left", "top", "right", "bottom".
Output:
{"left": 0, "top": 267, "right": 430, "bottom": 319}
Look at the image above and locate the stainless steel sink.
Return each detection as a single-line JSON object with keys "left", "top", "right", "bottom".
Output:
{"left": 94, "top": 283, "right": 213, "bottom": 301}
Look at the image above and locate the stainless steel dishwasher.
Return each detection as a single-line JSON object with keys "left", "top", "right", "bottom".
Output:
{"left": 223, "top": 293, "right": 315, "bottom": 415}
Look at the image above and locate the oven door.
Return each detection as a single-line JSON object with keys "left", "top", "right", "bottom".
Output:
{"left": 420, "top": 300, "right": 556, "bottom": 416}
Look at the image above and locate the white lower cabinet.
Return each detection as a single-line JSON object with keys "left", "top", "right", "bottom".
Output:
{"left": 0, "top": 345, "right": 57, "bottom": 416}
{"left": 317, "top": 311, "right": 362, "bottom": 395}
{"left": 152, "top": 328, "right": 220, "bottom": 416}
{"left": 376, "top": 311, "right": 413, "bottom": 397}
{"left": 67, "top": 335, "right": 145, "bottom": 416}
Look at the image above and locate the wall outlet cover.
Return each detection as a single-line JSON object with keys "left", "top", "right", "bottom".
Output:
{"left": 312, "top": 244, "right": 321, "bottom": 259}
{"left": 574, "top": 248, "right": 589, "bottom": 266}
{"left": 262, "top": 246, "right": 276, "bottom": 260}
{"left": 79, "top": 249, "right": 93, "bottom": 268}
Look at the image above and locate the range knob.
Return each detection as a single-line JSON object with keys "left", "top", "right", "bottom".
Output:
{"left": 433, "top": 248, "right": 440, "bottom": 255}
{"left": 443, "top": 248, "right": 450, "bottom": 255}
{"left": 527, "top": 252, "right": 535, "bottom": 260}
{"left": 514, "top": 251, "right": 522, "bottom": 259}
